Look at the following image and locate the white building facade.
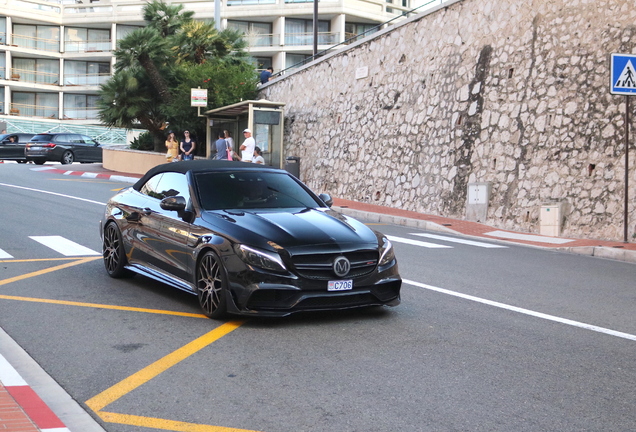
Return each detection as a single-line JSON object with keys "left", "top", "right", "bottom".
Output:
{"left": 0, "top": 0, "right": 411, "bottom": 126}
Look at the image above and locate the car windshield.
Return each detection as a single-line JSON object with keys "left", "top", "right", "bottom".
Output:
{"left": 30, "top": 134, "right": 54, "bottom": 142}
{"left": 195, "top": 171, "right": 322, "bottom": 210}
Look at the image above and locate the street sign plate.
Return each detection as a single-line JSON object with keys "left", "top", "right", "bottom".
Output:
{"left": 610, "top": 53, "right": 636, "bottom": 95}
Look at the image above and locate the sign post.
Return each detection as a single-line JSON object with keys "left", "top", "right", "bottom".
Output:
{"left": 610, "top": 53, "right": 636, "bottom": 242}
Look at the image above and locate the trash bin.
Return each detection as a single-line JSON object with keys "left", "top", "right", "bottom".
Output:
{"left": 285, "top": 156, "right": 300, "bottom": 178}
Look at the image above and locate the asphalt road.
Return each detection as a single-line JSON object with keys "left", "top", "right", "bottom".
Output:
{"left": 0, "top": 162, "right": 635, "bottom": 432}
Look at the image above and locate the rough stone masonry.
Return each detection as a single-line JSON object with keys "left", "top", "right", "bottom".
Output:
{"left": 260, "top": 0, "right": 636, "bottom": 241}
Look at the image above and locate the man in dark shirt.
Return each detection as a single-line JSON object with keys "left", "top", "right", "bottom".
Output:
{"left": 215, "top": 131, "right": 228, "bottom": 160}
{"left": 260, "top": 67, "right": 274, "bottom": 84}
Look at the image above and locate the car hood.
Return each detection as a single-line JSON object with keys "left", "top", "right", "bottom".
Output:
{"left": 200, "top": 208, "right": 379, "bottom": 251}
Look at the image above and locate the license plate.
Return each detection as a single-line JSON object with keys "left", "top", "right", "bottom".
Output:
{"left": 30, "top": 146, "right": 42, "bottom": 151}
{"left": 328, "top": 280, "right": 353, "bottom": 291}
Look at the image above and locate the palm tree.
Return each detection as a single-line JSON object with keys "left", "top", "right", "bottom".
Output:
{"left": 98, "top": 68, "right": 168, "bottom": 151}
{"left": 174, "top": 21, "right": 227, "bottom": 64}
{"left": 143, "top": 0, "right": 194, "bottom": 37}
{"left": 114, "top": 27, "right": 172, "bottom": 103}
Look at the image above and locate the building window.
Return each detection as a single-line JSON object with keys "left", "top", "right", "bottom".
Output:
{"left": 64, "top": 94, "right": 99, "bottom": 119}
{"left": 12, "top": 92, "right": 58, "bottom": 118}
{"left": 0, "top": 53, "right": 5, "bottom": 80}
{"left": 344, "top": 23, "right": 379, "bottom": 41}
{"left": 285, "top": 19, "right": 331, "bottom": 46}
{"left": 0, "top": 17, "right": 6, "bottom": 44}
{"left": 64, "top": 61, "right": 110, "bottom": 85}
{"left": 12, "top": 58, "right": 59, "bottom": 85}
{"left": 285, "top": 53, "right": 310, "bottom": 69}
{"left": 65, "top": 27, "right": 110, "bottom": 52}
{"left": 227, "top": 21, "right": 273, "bottom": 47}
{"left": 13, "top": 24, "right": 59, "bottom": 52}
{"left": 116, "top": 25, "right": 141, "bottom": 42}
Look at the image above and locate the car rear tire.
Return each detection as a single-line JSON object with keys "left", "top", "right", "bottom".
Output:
{"left": 61, "top": 151, "right": 74, "bottom": 165}
{"left": 33, "top": 160, "right": 45, "bottom": 165}
{"left": 197, "top": 251, "right": 228, "bottom": 319}
{"left": 103, "top": 222, "right": 132, "bottom": 278}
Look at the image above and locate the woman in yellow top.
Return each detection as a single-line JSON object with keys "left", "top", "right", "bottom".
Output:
{"left": 165, "top": 130, "right": 179, "bottom": 162}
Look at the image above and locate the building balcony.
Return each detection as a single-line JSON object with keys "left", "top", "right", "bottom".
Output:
{"left": 10, "top": 103, "right": 58, "bottom": 119}
{"left": 63, "top": 107, "right": 100, "bottom": 120}
{"left": 64, "top": 39, "right": 111, "bottom": 53}
{"left": 9, "top": 68, "right": 59, "bottom": 85}
{"left": 284, "top": 32, "right": 340, "bottom": 46}
{"left": 11, "top": 34, "right": 60, "bottom": 52}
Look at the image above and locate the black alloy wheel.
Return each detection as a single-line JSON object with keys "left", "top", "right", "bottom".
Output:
{"left": 61, "top": 150, "right": 74, "bottom": 164}
{"left": 103, "top": 222, "right": 132, "bottom": 278}
{"left": 197, "top": 251, "right": 227, "bottom": 319}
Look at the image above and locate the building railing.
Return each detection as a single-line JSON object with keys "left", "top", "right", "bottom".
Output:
{"left": 0, "top": 117, "right": 136, "bottom": 146}
{"left": 64, "top": 39, "right": 111, "bottom": 52}
{"left": 10, "top": 68, "right": 59, "bottom": 85}
{"left": 227, "top": 0, "right": 276, "bottom": 5}
{"left": 285, "top": 32, "right": 339, "bottom": 46}
{"left": 63, "top": 107, "right": 100, "bottom": 120}
{"left": 10, "top": 103, "right": 58, "bottom": 119}
{"left": 0, "top": 66, "right": 5, "bottom": 80}
{"left": 11, "top": 33, "right": 60, "bottom": 52}
{"left": 64, "top": 73, "right": 110, "bottom": 86}
{"left": 244, "top": 33, "right": 278, "bottom": 48}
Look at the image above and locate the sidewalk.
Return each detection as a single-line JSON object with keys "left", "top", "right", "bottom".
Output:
{"left": 2, "top": 161, "right": 635, "bottom": 432}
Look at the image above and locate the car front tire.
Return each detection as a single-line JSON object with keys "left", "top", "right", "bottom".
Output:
{"left": 61, "top": 151, "right": 74, "bottom": 164}
{"left": 103, "top": 222, "right": 132, "bottom": 278}
{"left": 197, "top": 251, "right": 228, "bottom": 319}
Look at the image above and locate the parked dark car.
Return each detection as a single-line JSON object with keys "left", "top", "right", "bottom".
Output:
{"left": 0, "top": 133, "right": 35, "bottom": 163}
{"left": 100, "top": 160, "right": 401, "bottom": 319}
{"left": 25, "top": 133, "right": 102, "bottom": 165}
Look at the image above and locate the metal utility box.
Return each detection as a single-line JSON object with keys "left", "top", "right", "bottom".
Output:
{"left": 539, "top": 203, "right": 565, "bottom": 237}
{"left": 285, "top": 156, "right": 300, "bottom": 178}
{"left": 466, "top": 182, "right": 491, "bottom": 222}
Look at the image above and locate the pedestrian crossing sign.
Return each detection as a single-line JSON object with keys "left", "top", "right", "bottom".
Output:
{"left": 611, "top": 53, "right": 636, "bottom": 95}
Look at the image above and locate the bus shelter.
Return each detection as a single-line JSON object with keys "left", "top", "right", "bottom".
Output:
{"left": 204, "top": 99, "right": 285, "bottom": 168}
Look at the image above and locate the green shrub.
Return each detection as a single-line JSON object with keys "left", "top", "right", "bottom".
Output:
{"left": 129, "top": 131, "right": 155, "bottom": 151}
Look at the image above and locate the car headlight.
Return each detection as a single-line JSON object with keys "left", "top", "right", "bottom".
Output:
{"left": 378, "top": 237, "right": 395, "bottom": 266}
{"left": 235, "top": 244, "right": 287, "bottom": 272}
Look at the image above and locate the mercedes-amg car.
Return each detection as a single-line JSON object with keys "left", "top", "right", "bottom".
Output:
{"left": 100, "top": 160, "right": 401, "bottom": 319}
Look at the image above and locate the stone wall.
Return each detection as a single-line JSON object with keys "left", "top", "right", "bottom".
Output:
{"left": 260, "top": 0, "right": 636, "bottom": 241}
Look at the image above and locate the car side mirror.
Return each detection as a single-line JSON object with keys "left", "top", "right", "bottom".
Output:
{"left": 160, "top": 196, "right": 187, "bottom": 212}
{"left": 318, "top": 193, "right": 333, "bottom": 207}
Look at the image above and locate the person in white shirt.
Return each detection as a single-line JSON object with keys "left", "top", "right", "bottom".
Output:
{"left": 240, "top": 129, "right": 256, "bottom": 162}
{"left": 252, "top": 146, "right": 265, "bottom": 164}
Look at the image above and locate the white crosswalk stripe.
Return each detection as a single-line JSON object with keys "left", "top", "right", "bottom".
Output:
{"left": 0, "top": 249, "right": 14, "bottom": 259}
{"left": 29, "top": 236, "right": 100, "bottom": 256}
{"left": 411, "top": 233, "right": 508, "bottom": 248}
{"left": 387, "top": 235, "right": 453, "bottom": 249}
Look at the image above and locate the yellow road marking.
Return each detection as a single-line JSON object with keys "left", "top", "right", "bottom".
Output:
{"left": 86, "top": 321, "right": 244, "bottom": 412}
{"left": 0, "top": 257, "right": 101, "bottom": 286}
{"left": 0, "top": 294, "right": 207, "bottom": 318}
{"left": 97, "top": 412, "right": 260, "bottom": 432}
{"left": 0, "top": 257, "right": 82, "bottom": 263}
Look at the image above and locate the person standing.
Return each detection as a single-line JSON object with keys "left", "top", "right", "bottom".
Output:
{"left": 240, "top": 128, "right": 256, "bottom": 162}
{"left": 180, "top": 130, "right": 196, "bottom": 160}
{"left": 215, "top": 131, "right": 228, "bottom": 160}
{"left": 165, "top": 130, "right": 179, "bottom": 162}
{"left": 224, "top": 130, "right": 234, "bottom": 158}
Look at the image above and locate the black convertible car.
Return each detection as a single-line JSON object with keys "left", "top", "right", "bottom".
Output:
{"left": 100, "top": 160, "right": 401, "bottom": 319}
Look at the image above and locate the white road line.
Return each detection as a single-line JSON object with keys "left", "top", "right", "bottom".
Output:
{"left": 0, "top": 182, "right": 105, "bottom": 206}
{"left": 485, "top": 230, "right": 574, "bottom": 244}
{"left": 387, "top": 235, "right": 453, "bottom": 249}
{"left": 404, "top": 279, "right": 636, "bottom": 342}
{"left": 411, "top": 233, "right": 508, "bottom": 248}
{"left": 0, "top": 248, "right": 14, "bottom": 259}
{"left": 29, "top": 236, "right": 100, "bottom": 256}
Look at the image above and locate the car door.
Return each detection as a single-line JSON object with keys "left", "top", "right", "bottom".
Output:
{"left": 0, "top": 134, "right": 22, "bottom": 159}
{"left": 66, "top": 134, "right": 86, "bottom": 160}
{"left": 147, "top": 172, "right": 193, "bottom": 282}
{"left": 80, "top": 135, "right": 102, "bottom": 162}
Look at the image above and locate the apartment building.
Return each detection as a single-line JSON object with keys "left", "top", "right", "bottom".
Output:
{"left": 0, "top": 0, "right": 411, "bottom": 127}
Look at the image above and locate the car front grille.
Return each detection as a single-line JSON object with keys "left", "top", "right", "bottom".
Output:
{"left": 289, "top": 250, "right": 378, "bottom": 280}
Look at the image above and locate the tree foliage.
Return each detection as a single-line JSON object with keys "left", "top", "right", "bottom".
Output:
{"left": 99, "top": 0, "right": 258, "bottom": 152}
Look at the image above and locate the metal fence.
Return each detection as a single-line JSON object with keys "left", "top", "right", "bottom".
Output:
{"left": 0, "top": 117, "right": 140, "bottom": 146}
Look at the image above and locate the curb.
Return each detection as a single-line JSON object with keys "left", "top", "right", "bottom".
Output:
{"left": 0, "top": 354, "right": 70, "bottom": 432}
{"left": 31, "top": 166, "right": 140, "bottom": 183}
